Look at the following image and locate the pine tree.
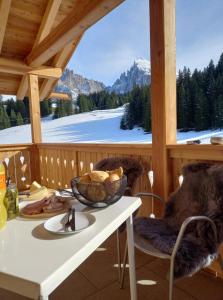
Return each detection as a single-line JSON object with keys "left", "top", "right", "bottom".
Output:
{"left": 10, "top": 109, "right": 17, "bottom": 127}
{"left": 40, "top": 99, "right": 51, "bottom": 117}
{"left": 215, "top": 94, "right": 223, "bottom": 129}
{"left": 194, "top": 87, "right": 209, "bottom": 131}
{"left": 64, "top": 100, "right": 74, "bottom": 115}
{"left": 3, "top": 110, "right": 11, "bottom": 129}
{"left": 16, "top": 100, "right": 27, "bottom": 120}
{"left": 16, "top": 112, "right": 24, "bottom": 126}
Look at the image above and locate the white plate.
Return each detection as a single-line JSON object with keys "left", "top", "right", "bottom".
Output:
{"left": 44, "top": 212, "right": 96, "bottom": 235}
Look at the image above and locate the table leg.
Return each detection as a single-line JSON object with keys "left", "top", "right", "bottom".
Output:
{"left": 126, "top": 215, "right": 137, "bottom": 300}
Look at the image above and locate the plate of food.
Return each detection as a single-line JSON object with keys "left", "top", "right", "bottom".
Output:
{"left": 20, "top": 194, "right": 70, "bottom": 219}
{"left": 19, "top": 181, "right": 56, "bottom": 201}
{"left": 44, "top": 211, "right": 96, "bottom": 234}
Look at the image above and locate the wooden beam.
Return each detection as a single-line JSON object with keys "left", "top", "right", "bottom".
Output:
{"left": 39, "top": 34, "right": 83, "bottom": 100}
{"left": 28, "top": 67, "right": 62, "bottom": 79}
{"left": 18, "top": 1, "right": 62, "bottom": 101}
{"left": 0, "top": 0, "right": 11, "bottom": 54}
{"left": 150, "top": 0, "right": 176, "bottom": 206}
{"left": 28, "top": 74, "right": 42, "bottom": 143}
{"left": 26, "top": 0, "right": 124, "bottom": 66}
{"left": 32, "top": 0, "right": 62, "bottom": 49}
{"left": 17, "top": 75, "right": 28, "bottom": 100}
{"left": 49, "top": 92, "right": 71, "bottom": 100}
{"left": 0, "top": 57, "right": 52, "bottom": 75}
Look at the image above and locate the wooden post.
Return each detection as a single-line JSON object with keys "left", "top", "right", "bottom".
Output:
{"left": 28, "top": 74, "right": 42, "bottom": 143}
{"left": 150, "top": 0, "right": 176, "bottom": 209}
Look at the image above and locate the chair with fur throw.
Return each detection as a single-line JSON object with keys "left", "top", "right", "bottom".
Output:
{"left": 94, "top": 156, "right": 143, "bottom": 284}
{"left": 133, "top": 162, "right": 223, "bottom": 300}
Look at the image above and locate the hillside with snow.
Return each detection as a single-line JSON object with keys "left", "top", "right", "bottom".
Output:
{"left": 0, "top": 106, "right": 222, "bottom": 144}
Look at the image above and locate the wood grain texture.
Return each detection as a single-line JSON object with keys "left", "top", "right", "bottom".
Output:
{"left": 150, "top": 0, "right": 176, "bottom": 210}
{"left": 17, "top": 0, "right": 62, "bottom": 98}
{"left": 28, "top": 74, "right": 42, "bottom": 143}
{"left": 32, "top": 0, "right": 62, "bottom": 49}
{"left": 0, "top": 0, "right": 11, "bottom": 53}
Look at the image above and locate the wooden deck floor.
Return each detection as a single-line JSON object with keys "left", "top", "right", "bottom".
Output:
{"left": 1, "top": 233, "right": 223, "bottom": 300}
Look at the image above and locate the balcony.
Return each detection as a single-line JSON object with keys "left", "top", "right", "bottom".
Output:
{"left": 1, "top": 0, "right": 223, "bottom": 299}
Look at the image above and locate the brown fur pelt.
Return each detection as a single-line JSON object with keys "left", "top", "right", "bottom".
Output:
{"left": 134, "top": 162, "right": 223, "bottom": 279}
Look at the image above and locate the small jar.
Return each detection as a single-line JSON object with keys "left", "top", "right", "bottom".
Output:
{"left": 5, "top": 183, "right": 19, "bottom": 219}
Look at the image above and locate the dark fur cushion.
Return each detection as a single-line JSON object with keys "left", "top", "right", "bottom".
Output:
{"left": 134, "top": 162, "right": 222, "bottom": 279}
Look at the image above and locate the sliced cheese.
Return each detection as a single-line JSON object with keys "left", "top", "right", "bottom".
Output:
{"left": 30, "top": 181, "right": 42, "bottom": 193}
{"left": 29, "top": 186, "right": 49, "bottom": 200}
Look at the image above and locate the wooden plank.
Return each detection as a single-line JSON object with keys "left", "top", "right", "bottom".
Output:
{"left": 16, "top": 0, "right": 62, "bottom": 100}
{"left": 28, "top": 74, "right": 42, "bottom": 143}
{"left": 0, "top": 57, "right": 32, "bottom": 75}
{"left": 49, "top": 92, "right": 71, "bottom": 100}
{"left": 0, "top": 0, "right": 11, "bottom": 53}
{"left": 39, "top": 34, "right": 83, "bottom": 100}
{"left": 150, "top": 0, "right": 176, "bottom": 208}
{"left": 29, "top": 144, "right": 40, "bottom": 183}
{"left": 32, "top": 0, "right": 62, "bottom": 49}
{"left": 28, "top": 67, "right": 62, "bottom": 79}
{"left": 17, "top": 75, "right": 28, "bottom": 100}
{"left": 26, "top": 0, "right": 124, "bottom": 66}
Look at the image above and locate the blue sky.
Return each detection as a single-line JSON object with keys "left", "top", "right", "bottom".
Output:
{"left": 68, "top": 0, "right": 223, "bottom": 86}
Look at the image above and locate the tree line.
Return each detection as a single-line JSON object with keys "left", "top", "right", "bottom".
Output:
{"left": 0, "top": 96, "right": 75, "bottom": 130}
{"left": 76, "top": 90, "right": 129, "bottom": 113}
{"left": 122, "top": 53, "right": 223, "bottom": 132}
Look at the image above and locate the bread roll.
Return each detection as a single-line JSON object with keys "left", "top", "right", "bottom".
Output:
{"left": 89, "top": 170, "right": 109, "bottom": 183}
{"left": 107, "top": 167, "right": 123, "bottom": 178}
{"left": 79, "top": 174, "right": 91, "bottom": 183}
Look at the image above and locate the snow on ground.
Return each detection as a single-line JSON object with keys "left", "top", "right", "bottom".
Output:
{"left": 0, "top": 106, "right": 222, "bottom": 144}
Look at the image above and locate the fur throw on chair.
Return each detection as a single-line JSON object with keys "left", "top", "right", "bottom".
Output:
{"left": 134, "top": 162, "right": 223, "bottom": 279}
{"left": 94, "top": 156, "right": 143, "bottom": 196}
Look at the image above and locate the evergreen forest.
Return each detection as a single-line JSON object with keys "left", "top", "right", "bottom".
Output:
{"left": 122, "top": 53, "right": 223, "bottom": 132}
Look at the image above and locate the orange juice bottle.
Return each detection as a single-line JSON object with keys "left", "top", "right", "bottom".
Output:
{"left": 0, "top": 162, "right": 7, "bottom": 230}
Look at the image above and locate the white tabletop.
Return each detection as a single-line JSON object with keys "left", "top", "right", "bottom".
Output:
{"left": 0, "top": 196, "right": 141, "bottom": 299}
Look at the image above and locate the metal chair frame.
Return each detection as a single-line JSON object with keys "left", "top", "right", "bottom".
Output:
{"left": 119, "top": 192, "right": 222, "bottom": 300}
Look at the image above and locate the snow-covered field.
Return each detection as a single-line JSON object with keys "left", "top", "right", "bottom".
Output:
{"left": 0, "top": 106, "right": 222, "bottom": 144}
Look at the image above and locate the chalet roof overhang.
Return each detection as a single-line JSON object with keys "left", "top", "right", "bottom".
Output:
{"left": 0, "top": 0, "right": 124, "bottom": 100}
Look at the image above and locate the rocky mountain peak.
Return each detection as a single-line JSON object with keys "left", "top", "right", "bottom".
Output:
{"left": 55, "top": 59, "right": 151, "bottom": 99}
{"left": 55, "top": 68, "right": 106, "bottom": 100}
{"left": 108, "top": 58, "right": 151, "bottom": 94}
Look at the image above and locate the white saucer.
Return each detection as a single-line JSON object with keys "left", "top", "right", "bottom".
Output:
{"left": 44, "top": 212, "right": 96, "bottom": 235}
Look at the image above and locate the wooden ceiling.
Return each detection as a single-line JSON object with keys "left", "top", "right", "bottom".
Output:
{"left": 0, "top": 0, "right": 124, "bottom": 100}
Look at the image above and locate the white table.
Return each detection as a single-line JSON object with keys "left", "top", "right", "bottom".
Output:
{"left": 0, "top": 196, "right": 141, "bottom": 300}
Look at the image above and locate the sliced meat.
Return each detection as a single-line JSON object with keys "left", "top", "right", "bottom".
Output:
{"left": 22, "top": 195, "right": 66, "bottom": 215}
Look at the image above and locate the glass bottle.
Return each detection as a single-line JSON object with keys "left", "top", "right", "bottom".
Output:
{"left": 5, "top": 182, "right": 19, "bottom": 219}
{"left": 0, "top": 162, "right": 7, "bottom": 230}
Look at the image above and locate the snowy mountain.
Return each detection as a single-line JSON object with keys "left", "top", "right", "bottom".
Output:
{"left": 55, "top": 59, "right": 151, "bottom": 100}
{"left": 55, "top": 69, "right": 106, "bottom": 100}
{"left": 108, "top": 58, "right": 151, "bottom": 94}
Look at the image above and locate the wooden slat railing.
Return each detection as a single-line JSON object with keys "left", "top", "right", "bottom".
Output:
{"left": 0, "top": 144, "right": 36, "bottom": 190}
{"left": 37, "top": 143, "right": 153, "bottom": 216}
